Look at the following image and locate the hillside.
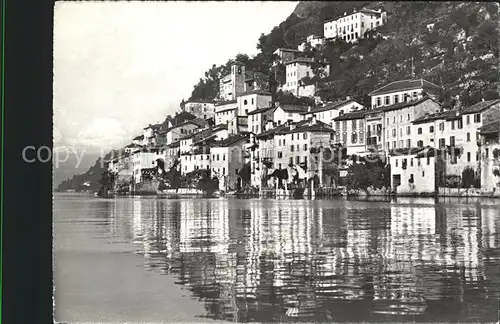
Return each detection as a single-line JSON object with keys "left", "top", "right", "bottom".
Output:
{"left": 190, "top": 1, "right": 499, "bottom": 108}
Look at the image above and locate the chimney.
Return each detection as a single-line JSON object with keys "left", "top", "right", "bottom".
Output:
{"left": 307, "top": 105, "right": 312, "bottom": 112}
{"left": 346, "top": 96, "right": 351, "bottom": 101}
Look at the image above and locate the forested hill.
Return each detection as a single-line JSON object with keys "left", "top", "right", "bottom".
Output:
{"left": 187, "top": 1, "right": 500, "bottom": 109}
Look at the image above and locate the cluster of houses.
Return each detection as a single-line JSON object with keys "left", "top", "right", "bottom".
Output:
{"left": 104, "top": 6, "right": 500, "bottom": 195}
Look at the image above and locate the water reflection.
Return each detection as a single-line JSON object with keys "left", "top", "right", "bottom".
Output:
{"left": 118, "top": 197, "right": 499, "bottom": 322}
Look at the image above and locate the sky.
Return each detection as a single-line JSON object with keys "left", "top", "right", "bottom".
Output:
{"left": 54, "top": 1, "right": 298, "bottom": 152}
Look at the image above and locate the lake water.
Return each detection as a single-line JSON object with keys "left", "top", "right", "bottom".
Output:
{"left": 54, "top": 193, "right": 500, "bottom": 323}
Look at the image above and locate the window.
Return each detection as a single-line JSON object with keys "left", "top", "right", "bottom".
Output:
{"left": 394, "top": 95, "right": 399, "bottom": 103}
{"left": 408, "top": 114, "right": 411, "bottom": 121}
{"left": 343, "top": 121, "right": 347, "bottom": 129}
{"left": 410, "top": 158, "right": 414, "bottom": 167}
{"left": 385, "top": 96, "right": 390, "bottom": 105}
{"left": 289, "top": 157, "right": 293, "bottom": 165}
{"left": 244, "top": 100, "right": 248, "bottom": 105}
{"left": 406, "top": 126, "right": 411, "bottom": 135}
{"left": 392, "top": 129, "right": 396, "bottom": 137}
{"left": 387, "top": 129, "right": 390, "bottom": 138}
{"left": 290, "top": 145, "right": 294, "bottom": 152}
{"left": 352, "top": 133, "right": 358, "bottom": 143}
{"left": 439, "top": 138, "right": 446, "bottom": 148}
{"left": 342, "top": 133, "right": 347, "bottom": 143}
{"left": 450, "top": 136, "right": 455, "bottom": 147}
{"left": 418, "top": 158, "right": 421, "bottom": 166}
{"left": 392, "top": 141, "right": 396, "bottom": 148}
{"left": 400, "top": 115, "right": 403, "bottom": 122}
{"left": 217, "top": 154, "right": 220, "bottom": 161}
{"left": 439, "top": 123, "right": 444, "bottom": 131}
{"left": 386, "top": 118, "right": 389, "bottom": 124}
{"left": 251, "top": 98, "right": 254, "bottom": 105}
{"left": 406, "top": 139, "right": 411, "bottom": 147}
{"left": 458, "top": 118, "right": 463, "bottom": 129}
{"left": 278, "top": 152, "right": 283, "bottom": 158}
{"left": 430, "top": 126, "right": 434, "bottom": 133}
{"left": 296, "top": 156, "right": 300, "bottom": 164}
{"left": 304, "top": 144, "right": 308, "bottom": 151}
{"left": 466, "top": 115, "right": 470, "bottom": 124}
{"left": 393, "top": 116, "right": 396, "bottom": 123}
{"left": 223, "top": 167, "right": 226, "bottom": 174}
{"left": 467, "top": 132, "right": 471, "bottom": 142}
{"left": 400, "top": 128, "right": 403, "bottom": 136}
{"left": 451, "top": 121, "right": 455, "bottom": 130}
{"left": 223, "top": 154, "right": 226, "bottom": 161}
{"left": 474, "top": 113, "right": 481, "bottom": 123}
{"left": 427, "top": 156, "right": 430, "bottom": 165}
{"left": 352, "top": 120, "right": 357, "bottom": 130}
{"left": 422, "top": 171, "right": 425, "bottom": 177}
{"left": 395, "top": 159, "right": 398, "bottom": 167}
{"left": 376, "top": 97, "right": 381, "bottom": 106}
{"left": 467, "top": 152, "right": 471, "bottom": 162}
{"left": 417, "top": 127, "right": 422, "bottom": 135}
{"left": 417, "top": 140, "right": 423, "bottom": 147}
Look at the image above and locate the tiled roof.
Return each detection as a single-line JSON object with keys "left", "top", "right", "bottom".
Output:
{"left": 274, "top": 48, "right": 302, "bottom": 53}
{"left": 460, "top": 99, "right": 500, "bottom": 115}
{"left": 186, "top": 99, "right": 216, "bottom": 104}
{"left": 133, "top": 134, "right": 144, "bottom": 140}
{"left": 159, "top": 119, "right": 202, "bottom": 135}
{"left": 276, "top": 104, "right": 308, "bottom": 113}
{"left": 214, "top": 99, "right": 237, "bottom": 107}
{"left": 213, "top": 134, "right": 248, "bottom": 148}
{"left": 369, "top": 79, "right": 441, "bottom": 96}
{"left": 143, "top": 123, "right": 162, "bottom": 130}
{"left": 255, "top": 123, "right": 291, "bottom": 139}
{"left": 301, "top": 99, "right": 361, "bottom": 115}
{"left": 238, "top": 89, "right": 272, "bottom": 97}
{"left": 285, "top": 57, "right": 315, "bottom": 65}
{"left": 172, "top": 111, "right": 197, "bottom": 126}
{"left": 412, "top": 110, "right": 460, "bottom": 124}
{"left": 125, "top": 143, "right": 143, "bottom": 148}
{"left": 479, "top": 120, "right": 500, "bottom": 134}
{"left": 380, "top": 97, "right": 439, "bottom": 113}
{"left": 278, "top": 121, "right": 334, "bottom": 135}
{"left": 325, "top": 7, "right": 383, "bottom": 23}
{"left": 333, "top": 110, "right": 367, "bottom": 121}
{"left": 247, "top": 106, "right": 273, "bottom": 115}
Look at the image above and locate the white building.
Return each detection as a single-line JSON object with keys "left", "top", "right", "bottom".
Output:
{"left": 369, "top": 79, "right": 441, "bottom": 109}
{"left": 479, "top": 120, "right": 500, "bottom": 193}
{"left": 236, "top": 90, "right": 273, "bottom": 117}
{"left": 388, "top": 147, "right": 443, "bottom": 195}
{"left": 333, "top": 110, "right": 367, "bottom": 155}
{"left": 247, "top": 106, "right": 274, "bottom": 135}
{"left": 214, "top": 100, "right": 238, "bottom": 127}
{"left": 183, "top": 100, "right": 216, "bottom": 120}
{"left": 272, "top": 103, "right": 308, "bottom": 125}
{"left": 210, "top": 134, "right": 249, "bottom": 192}
{"left": 324, "top": 7, "right": 387, "bottom": 42}
{"left": 381, "top": 97, "right": 442, "bottom": 152}
{"left": 298, "top": 34, "right": 325, "bottom": 51}
{"left": 283, "top": 58, "right": 330, "bottom": 96}
{"left": 301, "top": 97, "right": 365, "bottom": 127}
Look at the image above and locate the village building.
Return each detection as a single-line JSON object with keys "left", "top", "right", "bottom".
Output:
{"left": 131, "top": 148, "right": 167, "bottom": 184}
{"left": 132, "top": 134, "right": 144, "bottom": 146}
{"left": 297, "top": 34, "right": 325, "bottom": 51}
{"left": 123, "top": 143, "right": 143, "bottom": 155}
{"left": 244, "top": 71, "right": 270, "bottom": 93}
{"left": 236, "top": 90, "right": 273, "bottom": 117}
{"left": 247, "top": 106, "right": 274, "bottom": 135}
{"left": 301, "top": 97, "right": 364, "bottom": 127}
{"left": 364, "top": 108, "right": 384, "bottom": 154}
{"left": 333, "top": 110, "right": 366, "bottom": 155}
{"left": 479, "top": 120, "right": 500, "bottom": 193}
{"left": 324, "top": 7, "right": 387, "bottom": 42}
{"left": 214, "top": 100, "right": 238, "bottom": 130}
{"left": 283, "top": 58, "right": 330, "bottom": 97}
{"left": 165, "top": 140, "right": 180, "bottom": 169}
{"left": 142, "top": 123, "right": 162, "bottom": 146}
{"left": 272, "top": 103, "right": 308, "bottom": 125}
{"left": 210, "top": 134, "right": 250, "bottom": 192}
{"left": 389, "top": 147, "right": 447, "bottom": 195}
{"left": 182, "top": 100, "right": 216, "bottom": 120}
{"left": 273, "top": 117, "right": 335, "bottom": 185}
{"left": 272, "top": 48, "right": 302, "bottom": 66}
{"left": 156, "top": 119, "right": 205, "bottom": 146}
{"left": 369, "top": 79, "right": 441, "bottom": 109}
{"left": 381, "top": 97, "right": 442, "bottom": 152}
{"left": 219, "top": 61, "right": 246, "bottom": 101}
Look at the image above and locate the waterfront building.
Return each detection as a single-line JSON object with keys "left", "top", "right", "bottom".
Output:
{"left": 364, "top": 107, "right": 384, "bottom": 154}
{"left": 324, "top": 7, "right": 387, "bottom": 42}
{"left": 479, "top": 119, "right": 500, "bottom": 193}
{"left": 333, "top": 110, "right": 366, "bottom": 155}
{"left": 142, "top": 123, "right": 162, "bottom": 146}
{"left": 182, "top": 100, "right": 216, "bottom": 120}
{"left": 381, "top": 97, "right": 442, "bottom": 152}
{"left": 283, "top": 58, "right": 330, "bottom": 97}
{"left": 274, "top": 117, "right": 334, "bottom": 177}
{"left": 165, "top": 140, "right": 180, "bottom": 169}
{"left": 272, "top": 48, "right": 302, "bottom": 66}
{"left": 132, "top": 134, "right": 144, "bottom": 146}
{"left": 131, "top": 149, "right": 165, "bottom": 183}
{"left": 369, "top": 79, "right": 441, "bottom": 109}
{"left": 156, "top": 119, "right": 204, "bottom": 146}
{"left": 388, "top": 146, "right": 449, "bottom": 194}
{"left": 210, "top": 134, "right": 249, "bottom": 192}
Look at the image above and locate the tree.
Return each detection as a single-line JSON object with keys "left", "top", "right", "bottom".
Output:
{"left": 462, "top": 166, "right": 478, "bottom": 188}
